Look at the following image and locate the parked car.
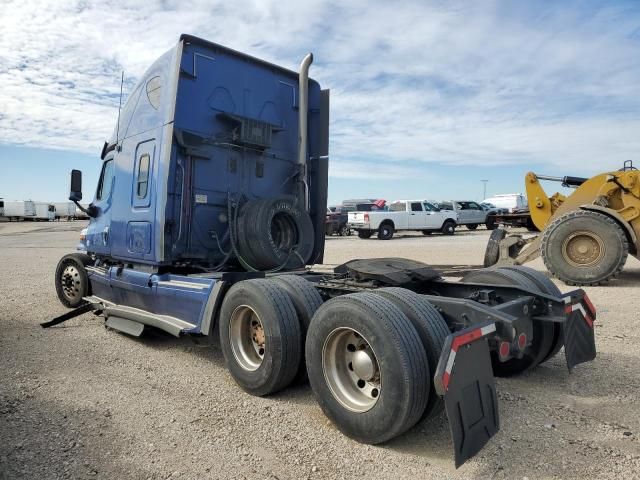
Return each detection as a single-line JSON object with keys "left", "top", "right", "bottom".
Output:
{"left": 482, "top": 193, "right": 527, "bottom": 213}
{"left": 437, "top": 200, "right": 489, "bottom": 230}
{"left": 326, "top": 205, "right": 353, "bottom": 236}
{"left": 349, "top": 200, "right": 457, "bottom": 239}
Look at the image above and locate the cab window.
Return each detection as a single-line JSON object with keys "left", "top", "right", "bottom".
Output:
{"left": 423, "top": 202, "right": 437, "bottom": 212}
{"left": 411, "top": 202, "right": 423, "bottom": 212}
{"left": 390, "top": 202, "right": 405, "bottom": 212}
{"left": 137, "top": 154, "right": 150, "bottom": 198}
{"left": 96, "top": 159, "right": 115, "bottom": 201}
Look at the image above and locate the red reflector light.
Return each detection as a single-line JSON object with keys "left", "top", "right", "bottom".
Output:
{"left": 364, "top": 213, "right": 369, "bottom": 222}
{"left": 518, "top": 333, "right": 527, "bottom": 350}
{"left": 499, "top": 341, "right": 510, "bottom": 358}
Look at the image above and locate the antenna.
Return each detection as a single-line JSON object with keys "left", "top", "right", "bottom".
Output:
{"left": 115, "top": 70, "right": 124, "bottom": 146}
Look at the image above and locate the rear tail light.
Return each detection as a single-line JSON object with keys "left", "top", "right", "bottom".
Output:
{"left": 364, "top": 213, "right": 369, "bottom": 222}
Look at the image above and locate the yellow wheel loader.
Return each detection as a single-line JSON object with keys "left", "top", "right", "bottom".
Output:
{"left": 484, "top": 161, "right": 640, "bottom": 285}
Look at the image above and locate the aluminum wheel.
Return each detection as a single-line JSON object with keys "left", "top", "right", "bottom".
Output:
{"left": 61, "top": 265, "right": 83, "bottom": 302}
{"left": 322, "top": 328, "right": 381, "bottom": 413}
{"left": 229, "top": 305, "right": 265, "bottom": 372}
{"left": 562, "top": 230, "right": 605, "bottom": 267}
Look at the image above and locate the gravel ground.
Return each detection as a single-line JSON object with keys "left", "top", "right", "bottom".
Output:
{"left": 1, "top": 222, "right": 639, "bottom": 479}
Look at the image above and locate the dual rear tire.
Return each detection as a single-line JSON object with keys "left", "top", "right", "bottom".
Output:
{"left": 219, "top": 278, "right": 449, "bottom": 444}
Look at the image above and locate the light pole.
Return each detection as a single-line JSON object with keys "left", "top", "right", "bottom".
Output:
{"left": 481, "top": 180, "right": 488, "bottom": 201}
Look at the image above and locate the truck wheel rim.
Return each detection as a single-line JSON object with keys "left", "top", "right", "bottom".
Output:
{"left": 61, "top": 265, "right": 82, "bottom": 301}
{"left": 561, "top": 230, "right": 605, "bottom": 267}
{"left": 229, "top": 305, "right": 265, "bottom": 371}
{"left": 322, "top": 328, "right": 381, "bottom": 412}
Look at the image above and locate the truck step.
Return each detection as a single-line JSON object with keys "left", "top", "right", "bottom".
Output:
{"left": 104, "top": 305, "right": 196, "bottom": 337}
{"left": 105, "top": 316, "right": 145, "bottom": 337}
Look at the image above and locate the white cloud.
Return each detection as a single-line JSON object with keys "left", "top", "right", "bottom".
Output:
{"left": 0, "top": 0, "right": 639, "bottom": 175}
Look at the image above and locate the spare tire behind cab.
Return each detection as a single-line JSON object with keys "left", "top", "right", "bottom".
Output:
{"left": 236, "top": 197, "right": 315, "bottom": 271}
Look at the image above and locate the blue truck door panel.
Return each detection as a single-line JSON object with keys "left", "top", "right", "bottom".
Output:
{"left": 109, "top": 137, "right": 158, "bottom": 262}
{"left": 126, "top": 221, "right": 152, "bottom": 254}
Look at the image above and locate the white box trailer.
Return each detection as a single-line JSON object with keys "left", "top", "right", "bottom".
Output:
{"left": 53, "top": 202, "right": 77, "bottom": 220}
{"left": 1, "top": 200, "right": 37, "bottom": 221}
{"left": 34, "top": 202, "right": 55, "bottom": 221}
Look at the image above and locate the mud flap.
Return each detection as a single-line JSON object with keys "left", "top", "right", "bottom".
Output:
{"left": 434, "top": 322, "right": 499, "bottom": 468}
{"left": 562, "top": 290, "right": 596, "bottom": 371}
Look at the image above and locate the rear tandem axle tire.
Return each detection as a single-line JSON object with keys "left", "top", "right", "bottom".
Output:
{"left": 219, "top": 279, "right": 302, "bottom": 396}
{"left": 305, "top": 292, "right": 429, "bottom": 444}
{"left": 271, "top": 275, "right": 323, "bottom": 383}
{"left": 370, "top": 287, "right": 449, "bottom": 420}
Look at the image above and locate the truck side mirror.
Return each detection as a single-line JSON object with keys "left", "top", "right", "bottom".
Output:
{"left": 69, "top": 169, "right": 83, "bottom": 201}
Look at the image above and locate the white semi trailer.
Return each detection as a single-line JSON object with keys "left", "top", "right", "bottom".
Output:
{"left": 34, "top": 202, "right": 55, "bottom": 221}
{"left": 1, "top": 200, "right": 37, "bottom": 221}
{"left": 53, "top": 202, "right": 77, "bottom": 220}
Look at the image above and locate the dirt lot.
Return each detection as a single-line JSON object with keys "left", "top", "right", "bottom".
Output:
{"left": 1, "top": 222, "right": 639, "bottom": 479}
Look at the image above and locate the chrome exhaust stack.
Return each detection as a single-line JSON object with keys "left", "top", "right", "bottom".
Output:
{"left": 297, "top": 52, "right": 313, "bottom": 211}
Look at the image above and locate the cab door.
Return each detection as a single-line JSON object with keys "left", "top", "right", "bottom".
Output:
{"left": 85, "top": 157, "right": 115, "bottom": 255}
{"left": 422, "top": 202, "right": 442, "bottom": 228}
{"left": 125, "top": 140, "right": 156, "bottom": 259}
{"left": 467, "top": 202, "right": 486, "bottom": 223}
{"left": 408, "top": 202, "right": 426, "bottom": 228}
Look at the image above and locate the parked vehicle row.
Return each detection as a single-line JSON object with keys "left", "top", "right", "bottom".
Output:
{"left": 326, "top": 194, "right": 528, "bottom": 239}
{"left": 349, "top": 200, "right": 457, "bottom": 240}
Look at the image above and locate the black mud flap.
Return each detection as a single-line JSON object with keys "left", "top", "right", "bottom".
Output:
{"left": 562, "top": 290, "right": 596, "bottom": 371}
{"left": 434, "top": 322, "right": 499, "bottom": 468}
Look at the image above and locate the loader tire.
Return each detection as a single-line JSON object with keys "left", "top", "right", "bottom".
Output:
{"left": 541, "top": 210, "right": 628, "bottom": 286}
{"left": 306, "top": 292, "right": 429, "bottom": 444}
{"left": 55, "top": 253, "right": 93, "bottom": 308}
{"left": 483, "top": 228, "right": 507, "bottom": 267}
{"left": 497, "top": 266, "right": 564, "bottom": 363}
{"left": 461, "top": 268, "right": 555, "bottom": 376}
{"left": 236, "top": 197, "right": 314, "bottom": 271}
{"left": 220, "top": 279, "right": 302, "bottom": 396}
{"left": 370, "top": 288, "right": 449, "bottom": 421}
{"left": 271, "top": 275, "right": 324, "bottom": 383}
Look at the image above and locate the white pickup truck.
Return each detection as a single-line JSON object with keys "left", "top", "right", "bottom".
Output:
{"left": 348, "top": 200, "right": 458, "bottom": 239}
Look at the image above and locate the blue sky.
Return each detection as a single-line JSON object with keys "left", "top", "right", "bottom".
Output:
{"left": 1, "top": 0, "right": 639, "bottom": 204}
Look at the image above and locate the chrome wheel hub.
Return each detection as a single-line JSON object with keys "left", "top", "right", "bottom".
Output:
{"left": 229, "top": 305, "right": 265, "bottom": 371}
{"left": 61, "top": 265, "right": 82, "bottom": 301}
{"left": 322, "top": 328, "right": 381, "bottom": 413}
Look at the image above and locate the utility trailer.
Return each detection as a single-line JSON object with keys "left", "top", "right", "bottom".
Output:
{"left": 46, "top": 34, "right": 597, "bottom": 468}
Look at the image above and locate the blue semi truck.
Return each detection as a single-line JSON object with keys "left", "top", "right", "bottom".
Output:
{"left": 46, "top": 34, "right": 597, "bottom": 467}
